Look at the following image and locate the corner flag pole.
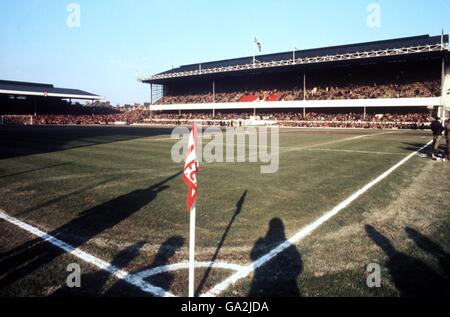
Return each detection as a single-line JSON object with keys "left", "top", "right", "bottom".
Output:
{"left": 184, "top": 122, "right": 199, "bottom": 297}
{"left": 188, "top": 202, "right": 196, "bottom": 297}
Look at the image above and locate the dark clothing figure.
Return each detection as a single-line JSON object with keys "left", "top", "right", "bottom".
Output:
{"left": 445, "top": 119, "right": 450, "bottom": 160}
{"left": 431, "top": 119, "right": 444, "bottom": 156}
{"left": 248, "top": 218, "right": 302, "bottom": 297}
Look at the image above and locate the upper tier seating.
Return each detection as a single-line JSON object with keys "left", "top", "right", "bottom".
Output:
{"left": 239, "top": 95, "right": 259, "bottom": 102}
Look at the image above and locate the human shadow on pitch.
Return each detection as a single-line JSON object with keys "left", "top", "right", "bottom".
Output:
{"left": 0, "top": 162, "right": 70, "bottom": 180}
{"left": 401, "top": 142, "right": 431, "bottom": 154}
{"left": 196, "top": 190, "right": 248, "bottom": 296}
{"left": 12, "top": 176, "right": 120, "bottom": 219}
{"left": 248, "top": 218, "right": 302, "bottom": 297}
{"left": 104, "top": 236, "right": 185, "bottom": 296}
{"left": 0, "top": 172, "right": 180, "bottom": 289}
{"left": 365, "top": 225, "right": 449, "bottom": 297}
{"left": 0, "top": 125, "right": 174, "bottom": 160}
{"left": 405, "top": 227, "right": 450, "bottom": 281}
{"left": 401, "top": 142, "right": 447, "bottom": 158}
{"left": 50, "top": 241, "right": 147, "bottom": 297}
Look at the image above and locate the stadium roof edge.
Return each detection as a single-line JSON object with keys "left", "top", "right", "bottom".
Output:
{"left": 0, "top": 80, "right": 103, "bottom": 100}
{"left": 141, "top": 34, "right": 449, "bottom": 83}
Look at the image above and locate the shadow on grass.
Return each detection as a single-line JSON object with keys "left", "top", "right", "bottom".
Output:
{"left": 13, "top": 176, "right": 120, "bottom": 218}
{"left": 0, "top": 125, "right": 174, "bottom": 160}
{"left": 401, "top": 142, "right": 431, "bottom": 154}
{"left": 196, "top": 190, "right": 248, "bottom": 296}
{"left": 248, "top": 218, "right": 303, "bottom": 297}
{"left": 104, "top": 236, "right": 185, "bottom": 296}
{"left": 405, "top": 227, "right": 450, "bottom": 280}
{"left": 0, "top": 172, "right": 181, "bottom": 290}
{"left": 50, "top": 236, "right": 185, "bottom": 297}
{"left": 50, "top": 241, "right": 147, "bottom": 297}
{"left": 365, "top": 225, "right": 450, "bottom": 297}
{"left": 0, "top": 162, "right": 71, "bottom": 180}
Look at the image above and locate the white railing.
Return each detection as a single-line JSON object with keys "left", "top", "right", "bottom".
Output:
{"left": 149, "top": 97, "right": 442, "bottom": 111}
{"left": 141, "top": 43, "right": 449, "bottom": 82}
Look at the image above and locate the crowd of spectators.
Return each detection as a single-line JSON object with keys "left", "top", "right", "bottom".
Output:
{"left": 155, "top": 89, "right": 302, "bottom": 105}
{"left": 0, "top": 111, "right": 150, "bottom": 126}
{"left": 32, "top": 111, "right": 150, "bottom": 125}
{"left": 1, "top": 115, "right": 33, "bottom": 125}
{"left": 1, "top": 107, "right": 432, "bottom": 130}
{"left": 155, "top": 79, "right": 440, "bottom": 105}
{"left": 272, "top": 112, "right": 430, "bottom": 129}
{"left": 142, "top": 111, "right": 430, "bottom": 129}
{"left": 1, "top": 110, "right": 431, "bottom": 129}
{"left": 308, "top": 80, "right": 440, "bottom": 100}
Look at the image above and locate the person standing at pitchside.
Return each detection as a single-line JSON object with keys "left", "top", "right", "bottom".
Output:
{"left": 430, "top": 117, "right": 445, "bottom": 160}
{"left": 445, "top": 117, "right": 450, "bottom": 161}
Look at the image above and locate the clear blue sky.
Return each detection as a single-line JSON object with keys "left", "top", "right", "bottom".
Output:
{"left": 1, "top": 0, "right": 449, "bottom": 105}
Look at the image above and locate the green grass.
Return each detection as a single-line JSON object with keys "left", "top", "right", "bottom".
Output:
{"left": 0, "top": 125, "right": 449, "bottom": 297}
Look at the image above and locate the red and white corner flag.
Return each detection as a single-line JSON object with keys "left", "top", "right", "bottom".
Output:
{"left": 183, "top": 122, "right": 199, "bottom": 297}
{"left": 183, "top": 122, "right": 198, "bottom": 211}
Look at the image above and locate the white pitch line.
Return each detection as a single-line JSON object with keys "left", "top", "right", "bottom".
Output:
{"left": 0, "top": 210, "right": 175, "bottom": 297}
{"left": 137, "top": 261, "right": 245, "bottom": 278}
{"left": 146, "top": 137, "right": 173, "bottom": 142}
{"left": 211, "top": 132, "right": 394, "bottom": 160}
{"left": 280, "top": 131, "right": 395, "bottom": 154}
{"left": 202, "top": 140, "right": 432, "bottom": 297}
{"left": 305, "top": 148, "right": 405, "bottom": 156}
{"left": 245, "top": 131, "right": 393, "bottom": 162}
{"left": 145, "top": 132, "right": 259, "bottom": 143}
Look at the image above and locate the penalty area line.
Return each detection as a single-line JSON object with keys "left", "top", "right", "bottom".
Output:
{"left": 202, "top": 140, "right": 432, "bottom": 297}
{"left": 0, "top": 210, "right": 175, "bottom": 297}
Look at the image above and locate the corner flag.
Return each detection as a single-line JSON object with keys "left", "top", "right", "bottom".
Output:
{"left": 183, "top": 122, "right": 199, "bottom": 297}
{"left": 183, "top": 123, "right": 198, "bottom": 211}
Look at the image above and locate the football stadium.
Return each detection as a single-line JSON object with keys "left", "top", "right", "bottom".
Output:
{"left": 1, "top": 33, "right": 449, "bottom": 298}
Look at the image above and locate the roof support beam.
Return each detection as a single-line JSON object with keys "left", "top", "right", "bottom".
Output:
{"left": 142, "top": 43, "right": 450, "bottom": 82}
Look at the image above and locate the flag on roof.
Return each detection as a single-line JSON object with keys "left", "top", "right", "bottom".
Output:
{"left": 254, "top": 37, "right": 262, "bottom": 52}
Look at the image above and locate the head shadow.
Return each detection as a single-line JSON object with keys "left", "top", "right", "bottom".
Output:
{"left": 248, "top": 218, "right": 303, "bottom": 297}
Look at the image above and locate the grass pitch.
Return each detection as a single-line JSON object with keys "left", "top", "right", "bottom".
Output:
{"left": 0, "top": 125, "right": 449, "bottom": 297}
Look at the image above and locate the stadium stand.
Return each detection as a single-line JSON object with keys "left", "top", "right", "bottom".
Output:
{"left": 154, "top": 78, "right": 441, "bottom": 105}
{"left": 1, "top": 35, "right": 449, "bottom": 130}
{"left": 0, "top": 110, "right": 431, "bottom": 130}
{"left": 0, "top": 80, "right": 105, "bottom": 115}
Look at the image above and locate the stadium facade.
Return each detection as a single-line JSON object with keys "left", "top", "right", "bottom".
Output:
{"left": 0, "top": 80, "right": 102, "bottom": 115}
{"left": 141, "top": 34, "right": 450, "bottom": 120}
